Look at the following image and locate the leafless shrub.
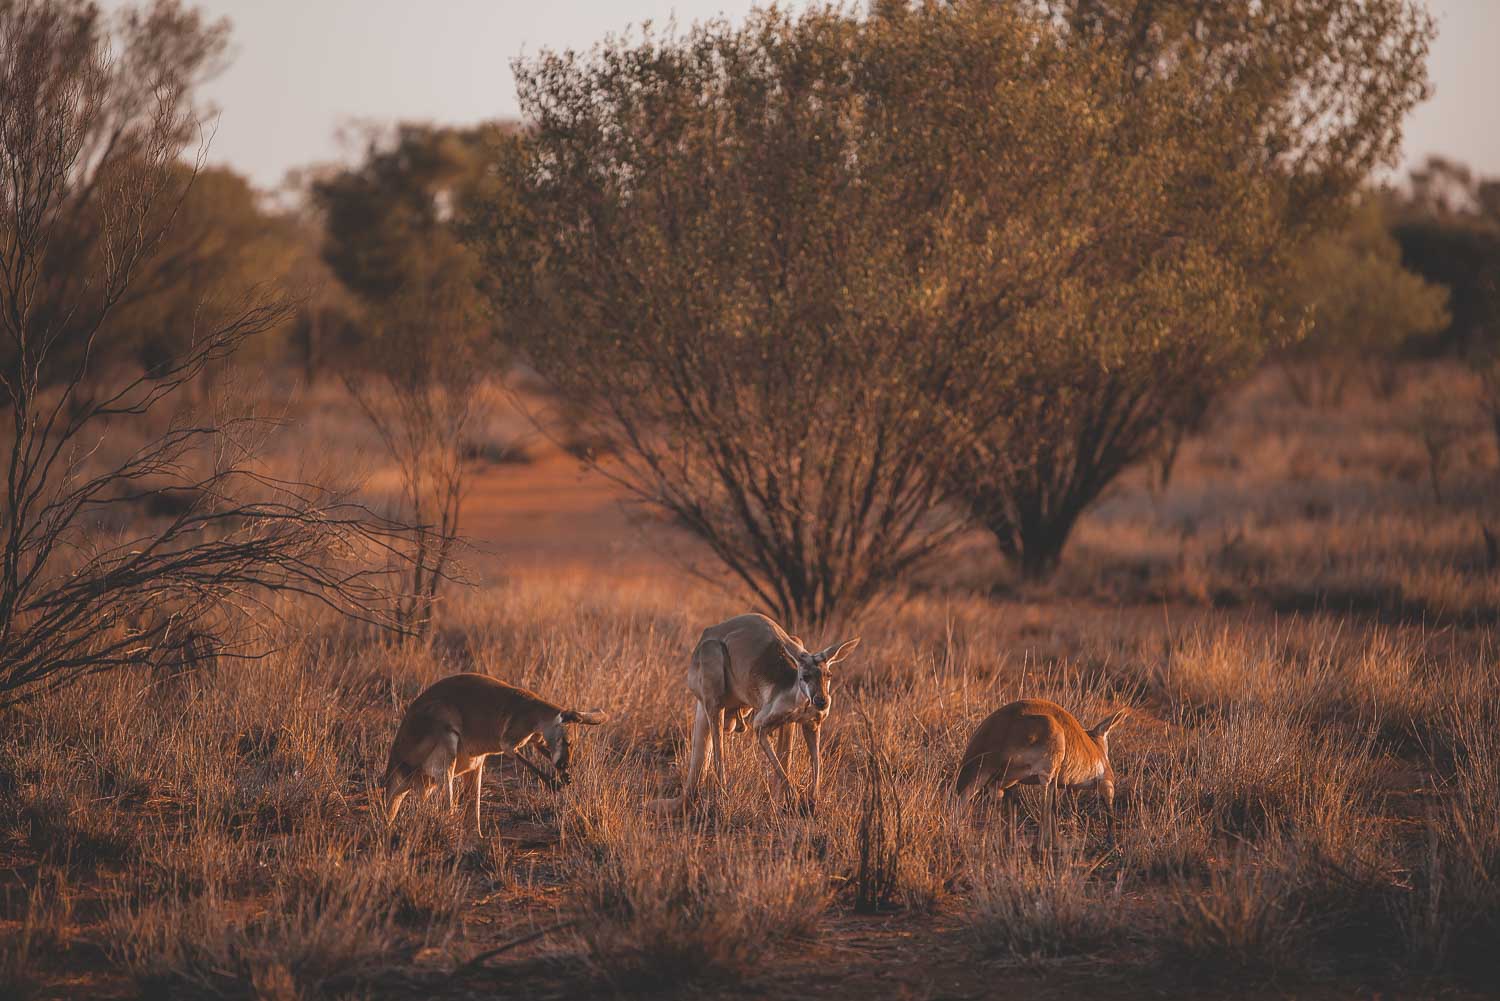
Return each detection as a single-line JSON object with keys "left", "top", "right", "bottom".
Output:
{"left": 315, "top": 125, "right": 498, "bottom": 638}
{"left": 1411, "top": 391, "right": 1460, "bottom": 504}
{"left": 344, "top": 354, "right": 480, "bottom": 637}
{"left": 0, "top": 1, "right": 415, "bottom": 703}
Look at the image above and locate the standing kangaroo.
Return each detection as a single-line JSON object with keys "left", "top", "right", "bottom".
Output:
{"left": 652, "top": 613, "right": 859, "bottom": 813}
{"left": 382, "top": 673, "right": 608, "bottom": 835}
{"left": 953, "top": 698, "right": 1129, "bottom": 839}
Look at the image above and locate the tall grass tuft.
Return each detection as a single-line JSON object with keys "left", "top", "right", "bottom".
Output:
{"left": 575, "top": 825, "right": 828, "bottom": 990}
{"left": 1169, "top": 842, "right": 1308, "bottom": 978}
{"left": 966, "top": 834, "right": 1127, "bottom": 965}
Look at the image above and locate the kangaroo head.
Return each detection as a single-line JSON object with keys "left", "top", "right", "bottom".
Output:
{"left": 539, "top": 709, "right": 610, "bottom": 785}
{"left": 794, "top": 637, "right": 860, "bottom": 713}
{"left": 1088, "top": 708, "right": 1131, "bottom": 757}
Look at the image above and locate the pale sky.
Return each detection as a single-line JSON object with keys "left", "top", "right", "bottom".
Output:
{"left": 113, "top": 0, "right": 1500, "bottom": 191}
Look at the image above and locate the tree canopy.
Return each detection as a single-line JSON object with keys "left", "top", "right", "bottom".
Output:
{"left": 473, "top": 2, "right": 1315, "bottom": 618}
{"left": 474, "top": 0, "right": 1434, "bottom": 612}
{"left": 1, "top": 0, "right": 235, "bottom": 388}
{"left": 948, "top": 0, "right": 1434, "bottom": 579}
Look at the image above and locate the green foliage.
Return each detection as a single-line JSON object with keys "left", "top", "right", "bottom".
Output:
{"left": 316, "top": 124, "right": 485, "bottom": 298}
{"left": 956, "top": 0, "right": 1435, "bottom": 580}
{"left": 475, "top": 5, "right": 1103, "bottom": 625}
{"left": 1278, "top": 196, "right": 1449, "bottom": 405}
{"left": 103, "top": 165, "right": 308, "bottom": 373}
{"left": 313, "top": 123, "right": 507, "bottom": 633}
{"left": 314, "top": 123, "right": 498, "bottom": 377}
{"left": 1392, "top": 157, "right": 1500, "bottom": 356}
{"left": 1286, "top": 198, "right": 1450, "bottom": 360}
{"left": 1390, "top": 157, "right": 1500, "bottom": 447}
{"left": 474, "top": 0, "right": 1433, "bottom": 611}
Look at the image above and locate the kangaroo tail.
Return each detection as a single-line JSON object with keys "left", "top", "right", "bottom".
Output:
{"left": 712, "top": 637, "right": 732, "bottom": 701}
{"left": 952, "top": 754, "right": 986, "bottom": 799}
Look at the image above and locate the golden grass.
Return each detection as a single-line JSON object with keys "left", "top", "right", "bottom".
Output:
{"left": 0, "top": 571, "right": 1495, "bottom": 997}
{"left": 2, "top": 362, "right": 1498, "bottom": 997}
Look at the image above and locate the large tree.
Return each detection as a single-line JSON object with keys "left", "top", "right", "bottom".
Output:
{"left": 950, "top": 0, "right": 1434, "bottom": 580}
{"left": 473, "top": 3, "right": 1254, "bottom": 625}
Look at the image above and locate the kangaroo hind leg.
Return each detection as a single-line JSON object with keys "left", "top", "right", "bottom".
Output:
{"left": 710, "top": 707, "right": 727, "bottom": 788}
{"left": 682, "top": 702, "right": 713, "bottom": 803}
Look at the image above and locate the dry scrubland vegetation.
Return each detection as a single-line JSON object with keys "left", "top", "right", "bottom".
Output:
{"left": 969, "top": 362, "right": 1500, "bottom": 624}
{"left": 1, "top": 364, "right": 1498, "bottom": 1000}
{"left": 4, "top": 0, "right": 1499, "bottom": 998}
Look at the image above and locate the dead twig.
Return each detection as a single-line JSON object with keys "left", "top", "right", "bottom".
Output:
{"left": 454, "top": 919, "right": 580, "bottom": 975}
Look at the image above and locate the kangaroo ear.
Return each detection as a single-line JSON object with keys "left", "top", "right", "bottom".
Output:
{"left": 1092, "top": 708, "right": 1130, "bottom": 737}
{"left": 563, "top": 709, "right": 609, "bottom": 726}
{"left": 817, "top": 636, "right": 860, "bottom": 666}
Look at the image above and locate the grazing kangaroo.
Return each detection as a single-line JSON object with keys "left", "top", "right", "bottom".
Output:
{"left": 652, "top": 613, "right": 859, "bottom": 813}
{"left": 953, "top": 698, "right": 1129, "bottom": 840}
{"left": 382, "top": 673, "right": 608, "bottom": 835}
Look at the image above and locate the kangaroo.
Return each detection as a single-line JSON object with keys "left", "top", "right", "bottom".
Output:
{"left": 652, "top": 613, "right": 859, "bottom": 813}
{"left": 953, "top": 698, "right": 1129, "bottom": 839}
{"left": 382, "top": 673, "right": 608, "bottom": 835}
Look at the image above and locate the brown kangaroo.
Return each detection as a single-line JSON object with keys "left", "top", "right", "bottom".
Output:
{"left": 382, "top": 673, "right": 607, "bottom": 835}
{"left": 650, "top": 613, "right": 859, "bottom": 813}
{"left": 953, "top": 698, "right": 1129, "bottom": 839}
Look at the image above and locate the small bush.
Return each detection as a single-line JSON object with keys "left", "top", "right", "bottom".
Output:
{"left": 966, "top": 840, "right": 1127, "bottom": 964}
{"left": 1169, "top": 845, "right": 1307, "bottom": 978}
{"left": 575, "top": 829, "right": 827, "bottom": 989}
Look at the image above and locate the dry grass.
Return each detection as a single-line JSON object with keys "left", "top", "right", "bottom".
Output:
{"left": 2, "top": 362, "right": 1498, "bottom": 998}
{"left": 952, "top": 362, "right": 1500, "bottom": 625}
{"left": 966, "top": 836, "right": 1129, "bottom": 966}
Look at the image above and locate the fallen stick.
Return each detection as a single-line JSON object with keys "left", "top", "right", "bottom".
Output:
{"left": 454, "top": 919, "right": 580, "bottom": 975}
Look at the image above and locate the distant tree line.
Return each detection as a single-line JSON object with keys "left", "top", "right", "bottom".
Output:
{"left": 1391, "top": 156, "right": 1500, "bottom": 357}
